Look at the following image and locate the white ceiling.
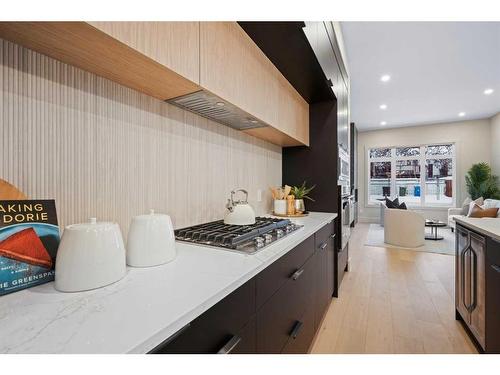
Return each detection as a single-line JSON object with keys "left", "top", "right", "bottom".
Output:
{"left": 340, "top": 22, "right": 500, "bottom": 131}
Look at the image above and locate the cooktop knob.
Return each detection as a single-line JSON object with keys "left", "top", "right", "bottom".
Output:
{"left": 276, "top": 229, "right": 284, "bottom": 238}
{"left": 254, "top": 236, "right": 265, "bottom": 248}
{"left": 264, "top": 233, "right": 273, "bottom": 243}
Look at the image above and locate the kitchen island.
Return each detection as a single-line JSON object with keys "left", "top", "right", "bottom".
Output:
{"left": 454, "top": 216, "right": 500, "bottom": 353}
{"left": 0, "top": 212, "right": 337, "bottom": 354}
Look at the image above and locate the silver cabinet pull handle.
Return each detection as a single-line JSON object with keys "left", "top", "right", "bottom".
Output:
{"left": 491, "top": 264, "right": 500, "bottom": 273}
{"left": 319, "top": 243, "right": 327, "bottom": 250}
{"left": 291, "top": 268, "right": 305, "bottom": 280}
{"left": 330, "top": 234, "right": 336, "bottom": 239}
{"left": 290, "top": 320, "right": 303, "bottom": 339}
{"left": 217, "top": 335, "right": 242, "bottom": 354}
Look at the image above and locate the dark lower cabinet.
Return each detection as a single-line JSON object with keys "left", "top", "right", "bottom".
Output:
{"left": 314, "top": 221, "right": 335, "bottom": 326}
{"left": 455, "top": 224, "right": 500, "bottom": 353}
{"left": 256, "top": 235, "right": 315, "bottom": 308}
{"left": 335, "top": 243, "right": 348, "bottom": 296}
{"left": 150, "top": 278, "right": 256, "bottom": 354}
{"left": 282, "top": 303, "right": 316, "bottom": 354}
{"left": 151, "top": 221, "right": 337, "bottom": 354}
{"left": 256, "top": 247, "right": 316, "bottom": 353}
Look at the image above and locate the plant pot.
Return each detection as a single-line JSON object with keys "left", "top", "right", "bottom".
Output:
{"left": 294, "top": 199, "right": 305, "bottom": 213}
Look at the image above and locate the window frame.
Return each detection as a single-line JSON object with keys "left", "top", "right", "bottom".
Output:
{"left": 367, "top": 142, "right": 456, "bottom": 209}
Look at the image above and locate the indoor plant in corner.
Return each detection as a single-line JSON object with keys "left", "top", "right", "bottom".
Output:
{"left": 291, "top": 181, "right": 315, "bottom": 213}
{"left": 465, "top": 162, "right": 500, "bottom": 200}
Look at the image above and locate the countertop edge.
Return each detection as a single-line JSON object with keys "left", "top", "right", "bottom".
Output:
{"left": 454, "top": 217, "right": 500, "bottom": 241}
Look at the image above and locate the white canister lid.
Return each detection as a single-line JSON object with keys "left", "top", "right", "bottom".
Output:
{"left": 65, "top": 217, "right": 117, "bottom": 232}
{"left": 132, "top": 209, "right": 171, "bottom": 221}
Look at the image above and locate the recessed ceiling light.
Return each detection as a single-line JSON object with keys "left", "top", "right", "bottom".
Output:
{"left": 250, "top": 119, "right": 258, "bottom": 124}
{"left": 380, "top": 121, "right": 387, "bottom": 126}
{"left": 380, "top": 75, "right": 391, "bottom": 82}
{"left": 379, "top": 104, "right": 387, "bottom": 110}
{"left": 458, "top": 112, "right": 466, "bottom": 117}
{"left": 484, "top": 88, "right": 494, "bottom": 95}
{"left": 216, "top": 101, "right": 225, "bottom": 106}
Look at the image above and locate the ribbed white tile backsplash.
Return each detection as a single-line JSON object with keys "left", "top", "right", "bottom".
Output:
{"left": 0, "top": 38, "right": 282, "bottom": 233}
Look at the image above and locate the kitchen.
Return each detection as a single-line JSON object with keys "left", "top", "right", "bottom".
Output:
{"left": 1, "top": 2, "right": 499, "bottom": 374}
{"left": 0, "top": 20, "right": 353, "bottom": 354}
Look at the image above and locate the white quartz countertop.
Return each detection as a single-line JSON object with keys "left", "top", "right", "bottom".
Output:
{"left": 454, "top": 216, "right": 500, "bottom": 241}
{"left": 0, "top": 212, "right": 337, "bottom": 354}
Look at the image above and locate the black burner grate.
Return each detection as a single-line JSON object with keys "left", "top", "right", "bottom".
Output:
{"left": 175, "top": 217, "right": 292, "bottom": 249}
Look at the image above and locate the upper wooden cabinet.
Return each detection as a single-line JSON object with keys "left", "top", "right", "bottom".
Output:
{"left": 200, "top": 22, "right": 309, "bottom": 146}
{"left": 88, "top": 22, "right": 200, "bottom": 84}
{"left": 0, "top": 22, "right": 308, "bottom": 146}
{"left": 0, "top": 22, "right": 200, "bottom": 101}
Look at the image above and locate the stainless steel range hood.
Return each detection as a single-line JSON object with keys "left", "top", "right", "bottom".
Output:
{"left": 167, "top": 90, "right": 267, "bottom": 131}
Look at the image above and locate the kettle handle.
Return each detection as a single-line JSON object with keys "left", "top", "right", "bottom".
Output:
{"left": 231, "top": 189, "right": 249, "bottom": 204}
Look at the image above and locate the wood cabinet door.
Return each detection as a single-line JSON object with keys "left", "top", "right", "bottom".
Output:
{"left": 89, "top": 22, "right": 200, "bottom": 83}
{"left": 282, "top": 302, "right": 316, "bottom": 354}
{"left": 256, "top": 235, "right": 315, "bottom": 308}
{"left": 469, "top": 233, "right": 486, "bottom": 348}
{"left": 315, "top": 235, "right": 329, "bottom": 326}
{"left": 327, "top": 230, "right": 336, "bottom": 298}
{"left": 256, "top": 255, "right": 316, "bottom": 353}
{"left": 486, "top": 237, "right": 500, "bottom": 353}
{"left": 455, "top": 225, "right": 471, "bottom": 322}
{"left": 150, "top": 278, "right": 256, "bottom": 354}
{"left": 199, "top": 22, "right": 308, "bottom": 146}
{"left": 314, "top": 222, "right": 334, "bottom": 326}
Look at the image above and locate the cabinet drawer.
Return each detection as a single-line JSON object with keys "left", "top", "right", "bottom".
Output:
{"left": 315, "top": 221, "right": 335, "bottom": 248}
{"left": 226, "top": 317, "right": 256, "bottom": 354}
{"left": 256, "top": 255, "right": 316, "bottom": 353}
{"left": 151, "top": 278, "right": 256, "bottom": 353}
{"left": 256, "top": 235, "right": 315, "bottom": 308}
{"left": 282, "top": 302, "right": 316, "bottom": 354}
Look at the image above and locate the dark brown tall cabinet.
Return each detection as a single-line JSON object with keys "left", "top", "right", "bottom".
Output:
{"left": 456, "top": 224, "right": 500, "bottom": 353}
{"left": 239, "top": 21, "right": 347, "bottom": 311}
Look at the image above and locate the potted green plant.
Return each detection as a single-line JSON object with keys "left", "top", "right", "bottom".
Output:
{"left": 291, "top": 181, "right": 316, "bottom": 213}
{"left": 465, "top": 162, "right": 500, "bottom": 200}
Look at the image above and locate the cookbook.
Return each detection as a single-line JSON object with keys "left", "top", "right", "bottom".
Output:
{"left": 0, "top": 200, "right": 60, "bottom": 296}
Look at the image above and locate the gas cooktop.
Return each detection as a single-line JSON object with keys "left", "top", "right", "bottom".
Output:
{"left": 174, "top": 217, "right": 303, "bottom": 254}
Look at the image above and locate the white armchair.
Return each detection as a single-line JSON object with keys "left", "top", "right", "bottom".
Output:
{"left": 447, "top": 207, "right": 463, "bottom": 232}
{"left": 384, "top": 208, "right": 425, "bottom": 248}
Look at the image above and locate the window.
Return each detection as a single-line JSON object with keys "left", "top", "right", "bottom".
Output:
{"left": 369, "top": 161, "right": 392, "bottom": 201}
{"left": 368, "top": 143, "right": 455, "bottom": 207}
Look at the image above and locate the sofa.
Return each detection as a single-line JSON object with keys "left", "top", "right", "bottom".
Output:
{"left": 382, "top": 203, "right": 425, "bottom": 248}
{"left": 448, "top": 198, "right": 500, "bottom": 231}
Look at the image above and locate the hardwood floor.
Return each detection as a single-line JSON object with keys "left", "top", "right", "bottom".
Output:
{"left": 310, "top": 223, "right": 478, "bottom": 354}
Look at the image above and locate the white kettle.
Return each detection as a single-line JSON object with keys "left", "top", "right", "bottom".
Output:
{"left": 224, "top": 189, "right": 256, "bottom": 225}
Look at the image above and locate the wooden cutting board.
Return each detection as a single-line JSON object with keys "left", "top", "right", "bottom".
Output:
{"left": 0, "top": 179, "right": 27, "bottom": 200}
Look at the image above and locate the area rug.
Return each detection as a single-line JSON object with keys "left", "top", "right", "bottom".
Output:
{"left": 364, "top": 223, "right": 455, "bottom": 255}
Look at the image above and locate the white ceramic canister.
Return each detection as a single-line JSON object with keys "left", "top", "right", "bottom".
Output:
{"left": 55, "top": 218, "right": 126, "bottom": 292}
{"left": 273, "top": 199, "right": 287, "bottom": 215}
{"left": 127, "top": 209, "right": 176, "bottom": 267}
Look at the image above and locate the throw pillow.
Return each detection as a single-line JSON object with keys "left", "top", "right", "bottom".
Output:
{"left": 385, "top": 197, "right": 400, "bottom": 209}
{"left": 399, "top": 202, "right": 408, "bottom": 210}
{"left": 484, "top": 199, "right": 500, "bottom": 218}
{"left": 461, "top": 197, "right": 472, "bottom": 215}
{"left": 469, "top": 204, "right": 499, "bottom": 218}
{"left": 467, "top": 197, "right": 484, "bottom": 216}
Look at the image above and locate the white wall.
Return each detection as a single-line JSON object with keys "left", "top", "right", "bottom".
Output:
{"left": 491, "top": 113, "right": 500, "bottom": 177}
{"left": 0, "top": 39, "right": 282, "bottom": 234}
{"left": 357, "top": 119, "right": 492, "bottom": 223}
